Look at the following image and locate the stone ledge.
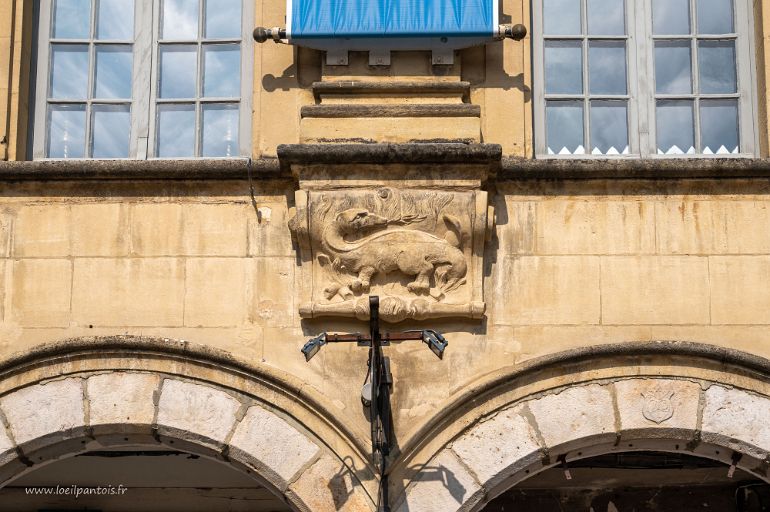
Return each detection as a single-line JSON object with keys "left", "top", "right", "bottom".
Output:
{"left": 278, "top": 143, "right": 502, "bottom": 165}
{"left": 300, "top": 104, "right": 480, "bottom": 118}
{"left": 311, "top": 81, "right": 471, "bottom": 101}
{"left": 0, "top": 158, "right": 282, "bottom": 181}
{"left": 502, "top": 157, "right": 770, "bottom": 180}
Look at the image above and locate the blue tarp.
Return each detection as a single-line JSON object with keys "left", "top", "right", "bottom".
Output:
{"left": 289, "top": 0, "right": 497, "bottom": 39}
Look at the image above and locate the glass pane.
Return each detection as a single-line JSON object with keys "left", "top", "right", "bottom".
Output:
{"left": 53, "top": 0, "right": 91, "bottom": 39}
{"left": 590, "top": 101, "right": 629, "bottom": 154}
{"left": 48, "top": 105, "right": 86, "bottom": 158}
{"left": 203, "top": 45, "right": 240, "bottom": 97}
{"left": 698, "top": 40, "right": 737, "bottom": 93}
{"left": 157, "top": 104, "right": 196, "bottom": 157}
{"left": 656, "top": 100, "right": 695, "bottom": 154}
{"left": 162, "top": 0, "right": 200, "bottom": 39}
{"left": 96, "top": 0, "right": 134, "bottom": 40}
{"left": 543, "top": 0, "right": 581, "bottom": 35}
{"left": 697, "top": 0, "right": 734, "bottom": 34}
{"left": 546, "top": 101, "right": 585, "bottom": 154}
{"left": 92, "top": 105, "right": 130, "bottom": 157}
{"left": 160, "top": 45, "right": 198, "bottom": 98}
{"left": 654, "top": 41, "right": 692, "bottom": 94}
{"left": 205, "top": 0, "right": 241, "bottom": 38}
{"left": 589, "top": 41, "right": 627, "bottom": 94}
{"left": 588, "top": 0, "right": 625, "bottom": 35}
{"left": 50, "top": 44, "right": 89, "bottom": 99}
{"left": 202, "top": 104, "right": 239, "bottom": 156}
{"left": 545, "top": 41, "right": 583, "bottom": 95}
{"left": 700, "top": 99, "right": 739, "bottom": 154}
{"left": 94, "top": 46, "right": 132, "bottom": 99}
{"left": 653, "top": 0, "right": 690, "bottom": 35}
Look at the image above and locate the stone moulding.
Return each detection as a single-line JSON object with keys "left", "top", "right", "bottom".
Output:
{"left": 280, "top": 143, "right": 500, "bottom": 323}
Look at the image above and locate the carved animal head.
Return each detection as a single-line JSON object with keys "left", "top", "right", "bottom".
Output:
{"left": 334, "top": 208, "right": 388, "bottom": 234}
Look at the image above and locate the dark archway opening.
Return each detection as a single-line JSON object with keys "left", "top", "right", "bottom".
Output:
{"left": 483, "top": 451, "right": 770, "bottom": 512}
{"left": 0, "top": 446, "right": 293, "bottom": 511}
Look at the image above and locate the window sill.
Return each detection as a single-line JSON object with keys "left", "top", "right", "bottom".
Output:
{"left": 0, "top": 158, "right": 282, "bottom": 181}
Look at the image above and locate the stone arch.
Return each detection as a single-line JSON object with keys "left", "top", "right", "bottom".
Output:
{"left": 394, "top": 341, "right": 770, "bottom": 512}
{"left": 0, "top": 336, "right": 375, "bottom": 512}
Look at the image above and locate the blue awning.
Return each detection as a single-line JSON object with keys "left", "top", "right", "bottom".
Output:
{"left": 288, "top": 0, "right": 498, "bottom": 43}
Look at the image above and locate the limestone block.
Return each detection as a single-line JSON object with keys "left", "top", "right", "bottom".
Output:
{"left": 615, "top": 379, "right": 700, "bottom": 436}
{"left": 397, "top": 449, "right": 483, "bottom": 512}
{"left": 300, "top": 117, "right": 480, "bottom": 144}
{"left": 71, "top": 203, "right": 129, "bottom": 256}
{"left": 702, "top": 385, "right": 770, "bottom": 458}
{"left": 247, "top": 203, "right": 294, "bottom": 257}
{"left": 497, "top": 200, "right": 537, "bottom": 255}
{"left": 0, "top": 378, "right": 85, "bottom": 446}
{"left": 655, "top": 201, "right": 717, "bottom": 255}
{"left": 286, "top": 455, "right": 372, "bottom": 512}
{"left": 156, "top": 379, "right": 241, "bottom": 445}
{"left": 494, "top": 256, "right": 600, "bottom": 325}
{"left": 131, "top": 203, "right": 247, "bottom": 256}
{"left": 130, "top": 203, "right": 183, "bottom": 256}
{"left": 710, "top": 256, "right": 770, "bottom": 324}
{"left": 184, "top": 258, "right": 248, "bottom": 327}
{"left": 713, "top": 200, "right": 770, "bottom": 254}
{"left": 450, "top": 404, "right": 542, "bottom": 489}
{"left": 253, "top": 257, "right": 296, "bottom": 327}
{"left": 527, "top": 384, "right": 616, "bottom": 450}
{"left": 11, "top": 259, "right": 72, "bottom": 327}
{"left": 0, "top": 422, "right": 15, "bottom": 467}
{"left": 13, "top": 205, "right": 70, "bottom": 257}
{"left": 228, "top": 404, "right": 320, "bottom": 490}
{"left": 0, "top": 209, "right": 13, "bottom": 258}
{"left": 71, "top": 258, "right": 185, "bottom": 326}
{"left": 181, "top": 204, "right": 248, "bottom": 256}
{"left": 536, "top": 200, "right": 654, "bottom": 255}
{"left": 87, "top": 373, "right": 159, "bottom": 426}
{"left": 601, "top": 256, "right": 710, "bottom": 325}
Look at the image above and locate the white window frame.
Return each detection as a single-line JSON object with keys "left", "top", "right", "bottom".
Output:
{"left": 533, "top": 0, "right": 759, "bottom": 158}
{"left": 32, "top": 0, "right": 253, "bottom": 160}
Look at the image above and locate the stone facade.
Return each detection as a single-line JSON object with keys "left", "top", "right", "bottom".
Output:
{"left": 2, "top": 0, "right": 770, "bottom": 511}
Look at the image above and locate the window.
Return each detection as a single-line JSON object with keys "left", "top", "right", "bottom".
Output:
{"left": 32, "top": 0, "right": 253, "bottom": 159}
{"left": 533, "top": 0, "right": 757, "bottom": 157}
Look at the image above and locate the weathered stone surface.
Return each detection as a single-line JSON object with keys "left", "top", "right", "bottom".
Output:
{"left": 11, "top": 259, "right": 72, "bottom": 327}
{"left": 450, "top": 404, "right": 541, "bottom": 488}
{"left": 71, "top": 258, "right": 185, "bottom": 326}
{"left": 130, "top": 203, "right": 248, "bottom": 257}
{"left": 494, "top": 256, "right": 600, "bottom": 325}
{"left": 0, "top": 424, "right": 15, "bottom": 467}
{"left": 397, "top": 449, "right": 482, "bottom": 512}
{"left": 0, "top": 378, "right": 85, "bottom": 446}
{"left": 287, "top": 455, "right": 372, "bottom": 512}
{"left": 536, "top": 200, "right": 655, "bottom": 255}
{"left": 253, "top": 257, "right": 296, "bottom": 327}
{"left": 710, "top": 256, "right": 770, "bottom": 324}
{"left": 527, "top": 384, "right": 616, "bottom": 449}
{"left": 13, "top": 205, "right": 70, "bottom": 257}
{"left": 702, "top": 385, "right": 770, "bottom": 458}
{"left": 71, "top": 203, "right": 130, "bottom": 257}
{"left": 184, "top": 258, "right": 248, "bottom": 327}
{"left": 228, "top": 404, "right": 320, "bottom": 489}
{"left": 156, "top": 379, "right": 241, "bottom": 444}
{"left": 87, "top": 373, "right": 159, "bottom": 426}
{"left": 615, "top": 379, "right": 700, "bottom": 434}
{"left": 601, "top": 256, "right": 710, "bottom": 325}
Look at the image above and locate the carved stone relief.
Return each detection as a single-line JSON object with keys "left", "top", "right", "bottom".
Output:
{"left": 289, "top": 186, "right": 491, "bottom": 323}
{"left": 641, "top": 387, "right": 676, "bottom": 424}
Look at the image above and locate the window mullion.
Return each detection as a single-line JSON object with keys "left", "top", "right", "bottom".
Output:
{"left": 581, "top": 0, "right": 589, "bottom": 154}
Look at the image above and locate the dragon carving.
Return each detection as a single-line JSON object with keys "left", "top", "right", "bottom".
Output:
{"left": 315, "top": 192, "right": 468, "bottom": 302}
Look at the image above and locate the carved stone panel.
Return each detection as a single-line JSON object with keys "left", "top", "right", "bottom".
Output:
{"left": 289, "top": 186, "right": 490, "bottom": 323}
